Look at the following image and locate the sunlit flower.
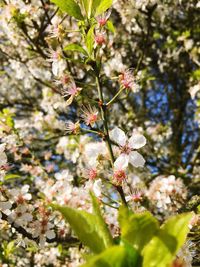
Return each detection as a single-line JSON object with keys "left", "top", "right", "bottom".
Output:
{"left": 83, "top": 160, "right": 98, "bottom": 180}
{"left": 46, "top": 48, "right": 66, "bottom": 76}
{"left": 9, "top": 185, "right": 32, "bottom": 204}
{"left": 8, "top": 205, "right": 33, "bottom": 227}
{"left": 46, "top": 48, "right": 62, "bottom": 62}
{"left": 54, "top": 72, "right": 72, "bottom": 87}
{"left": 147, "top": 175, "right": 187, "bottom": 212}
{"left": 61, "top": 82, "right": 82, "bottom": 105}
{"left": 31, "top": 219, "right": 56, "bottom": 247}
{"left": 97, "top": 10, "right": 111, "bottom": 27}
{"left": 119, "top": 69, "right": 139, "bottom": 91}
{"left": 66, "top": 121, "right": 80, "bottom": 134}
{"left": 110, "top": 127, "right": 146, "bottom": 169}
{"left": 172, "top": 241, "right": 195, "bottom": 267}
{"left": 81, "top": 105, "right": 99, "bottom": 126}
{"left": 125, "top": 188, "right": 143, "bottom": 203}
{"left": 95, "top": 31, "right": 106, "bottom": 45}
{"left": 48, "top": 24, "right": 65, "bottom": 41}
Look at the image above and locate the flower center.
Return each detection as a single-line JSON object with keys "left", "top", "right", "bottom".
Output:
{"left": 114, "top": 170, "right": 126, "bottom": 183}
{"left": 88, "top": 114, "right": 98, "bottom": 125}
{"left": 120, "top": 144, "right": 131, "bottom": 154}
{"left": 89, "top": 169, "right": 97, "bottom": 180}
{"left": 95, "top": 34, "right": 105, "bottom": 45}
{"left": 17, "top": 195, "right": 25, "bottom": 204}
{"left": 99, "top": 18, "right": 107, "bottom": 26}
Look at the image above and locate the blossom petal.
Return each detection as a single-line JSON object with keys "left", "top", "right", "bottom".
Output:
{"left": 110, "top": 127, "right": 127, "bottom": 147}
{"left": 93, "top": 179, "right": 102, "bottom": 197}
{"left": 129, "top": 151, "right": 145, "bottom": 167}
{"left": 0, "top": 201, "right": 12, "bottom": 210}
{"left": 114, "top": 154, "right": 129, "bottom": 169}
{"left": 21, "top": 185, "right": 30, "bottom": 194}
{"left": 128, "top": 134, "right": 146, "bottom": 149}
{"left": 46, "top": 230, "right": 56, "bottom": 240}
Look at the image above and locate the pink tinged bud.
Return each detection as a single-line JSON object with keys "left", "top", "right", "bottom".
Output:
{"left": 0, "top": 164, "right": 10, "bottom": 171}
{"left": 89, "top": 169, "right": 97, "bottom": 180}
{"left": 81, "top": 105, "right": 98, "bottom": 126}
{"left": 98, "top": 18, "right": 107, "bottom": 27}
{"left": 53, "top": 51, "right": 60, "bottom": 60}
{"left": 61, "top": 82, "right": 82, "bottom": 106}
{"left": 119, "top": 69, "right": 135, "bottom": 90}
{"left": 113, "top": 169, "right": 126, "bottom": 184}
{"left": 66, "top": 121, "right": 80, "bottom": 134}
{"left": 132, "top": 193, "right": 143, "bottom": 202}
{"left": 95, "top": 33, "right": 106, "bottom": 45}
{"left": 61, "top": 75, "right": 71, "bottom": 85}
{"left": 87, "top": 113, "right": 98, "bottom": 126}
{"left": 97, "top": 10, "right": 111, "bottom": 27}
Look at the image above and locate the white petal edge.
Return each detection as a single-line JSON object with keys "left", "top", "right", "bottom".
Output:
{"left": 128, "top": 134, "right": 146, "bottom": 149}
{"left": 129, "top": 151, "right": 145, "bottom": 167}
{"left": 110, "top": 127, "right": 127, "bottom": 147}
{"left": 46, "top": 230, "right": 56, "bottom": 240}
{"left": 114, "top": 154, "right": 129, "bottom": 170}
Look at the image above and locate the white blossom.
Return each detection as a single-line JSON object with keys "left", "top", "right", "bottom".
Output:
{"left": 110, "top": 127, "right": 146, "bottom": 169}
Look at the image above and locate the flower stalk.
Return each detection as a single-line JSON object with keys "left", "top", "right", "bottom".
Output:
{"left": 94, "top": 66, "right": 127, "bottom": 206}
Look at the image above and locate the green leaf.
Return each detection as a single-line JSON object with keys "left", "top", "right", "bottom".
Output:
{"left": 161, "top": 213, "right": 193, "bottom": 253}
{"left": 142, "top": 230, "right": 177, "bottom": 267}
{"left": 118, "top": 205, "right": 132, "bottom": 226}
{"left": 90, "top": 192, "right": 113, "bottom": 248}
{"left": 91, "top": 0, "right": 101, "bottom": 15}
{"left": 191, "top": 69, "right": 200, "bottom": 80}
{"left": 2, "top": 241, "right": 16, "bottom": 259}
{"left": 50, "top": 0, "right": 84, "bottom": 20}
{"left": 86, "top": 25, "right": 95, "bottom": 56}
{"left": 81, "top": 245, "right": 139, "bottom": 267}
{"left": 64, "top": 44, "right": 88, "bottom": 56}
{"left": 197, "top": 205, "right": 200, "bottom": 213}
{"left": 95, "top": 0, "right": 112, "bottom": 16}
{"left": 51, "top": 204, "right": 109, "bottom": 253}
{"left": 106, "top": 20, "right": 115, "bottom": 33}
{"left": 119, "top": 207, "right": 159, "bottom": 251}
{"left": 142, "top": 213, "right": 192, "bottom": 267}
{"left": 4, "top": 174, "right": 21, "bottom": 180}
{"left": 82, "top": 0, "right": 93, "bottom": 18}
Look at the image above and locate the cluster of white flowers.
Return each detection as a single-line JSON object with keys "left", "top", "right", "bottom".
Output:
{"left": 147, "top": 175, "right": 187, "bottom": 213}
{"left": 0, "top": 0, "right": 199, "bottom": 265}
{"left": 0, "top": 182, "right": 57, "bottom": 247}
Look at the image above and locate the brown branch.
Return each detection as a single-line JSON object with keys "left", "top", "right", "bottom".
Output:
{"left": 1, "top": 212, "right": 79, "bottom": 245}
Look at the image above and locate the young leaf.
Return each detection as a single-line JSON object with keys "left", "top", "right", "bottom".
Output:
{"left": 81, "top": 245, "right": 139, "bottom": 267}
{"left": 51, "top": 204, "right": 109, "bottom": 253}
{"left": 142, "top": 229, "right": 177, "bottom": 267}
{"left": 4, "top": 174, "right": 21, "bottom": 180}
{"left": 50, "top": 0, "right": 84, "bottom": 20}
{"left": 118, "top": 205, "right": 133, "bottom": 227}
{"left": 82, "top": 0, "right": 93, "bottom": 18}
{"left": 161, "top": 212, "right": 193, "bottom": 253}
{"left": 64, "top": 44, "right": 88, "bottom": 56}
{"left": 95, "top": 0, "right": 112, "bottom": 16}
{"left": 91, "top": 0, "right": 101, "bottom": 15}
{"left": 90, "top": 192, "right": 114, "bottom": 248}
{"left": 86, "top": 25, "right": 95, "bottom": 56}
{"left": 142, "top": 213, "right": 193, "bottom": 267}
{"left": 106, "top": 20, "right": 115, "bottom": 33}
{"left": 119, "top": 207, "right": 159, "bottom": 251}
